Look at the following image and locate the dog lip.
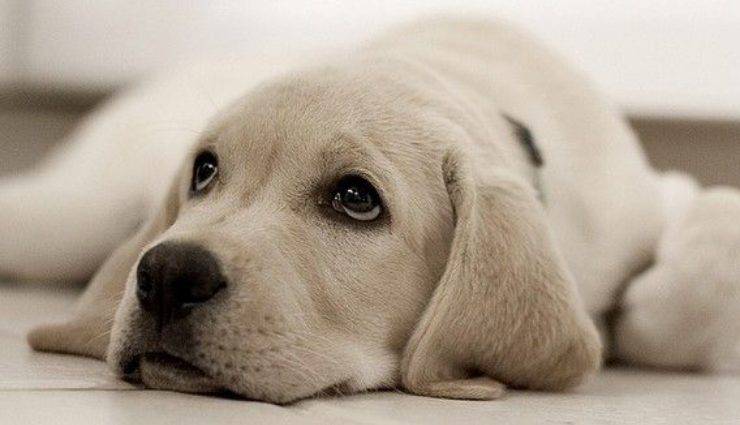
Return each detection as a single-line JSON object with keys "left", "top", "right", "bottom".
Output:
{"left": 124, "top": 351, "right": 222, "bottom": 394}
{"left": 121, "top": 355, "right": 142, "bottom": 381}
{"left": 142, "top": 352, "right": 205, "bottom": 375}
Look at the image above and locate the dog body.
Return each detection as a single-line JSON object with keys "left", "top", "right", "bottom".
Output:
{"left": 2, "top": 19, "right": 737, "bottom": 402}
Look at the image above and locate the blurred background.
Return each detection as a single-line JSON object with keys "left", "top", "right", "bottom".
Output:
{"left": 1, "top": 0, "right": 739, "bottom": 184}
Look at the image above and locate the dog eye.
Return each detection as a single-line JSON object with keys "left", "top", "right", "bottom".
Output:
{"left": 191, "top": 151, "right": 218, "bottom": 194}
{"left": 331, "top": 176, "right": 382, "bottom": 221}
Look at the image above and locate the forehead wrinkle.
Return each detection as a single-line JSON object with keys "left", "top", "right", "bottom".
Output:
{"left": 319, "top": 134, "right": 371, "bottom": 170}
{"left": 191, "top": 135, "right": 217, "bottom": 155}
{"left": 229, "top": 115, "right": 286, "bottom": 195}
{"left": 316, "top": 134, "right": 399, "bottom": 188}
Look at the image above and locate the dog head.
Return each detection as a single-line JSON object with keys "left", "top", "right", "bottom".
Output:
{"left": 96, "top": 60, "right": 600, "bottom": 403}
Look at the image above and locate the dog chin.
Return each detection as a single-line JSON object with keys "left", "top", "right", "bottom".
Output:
{"left": 137, "top": 352, "right": 222, "bottom": 394}
{"left": 118, "top": 347, "right": 344, "bottom": 403}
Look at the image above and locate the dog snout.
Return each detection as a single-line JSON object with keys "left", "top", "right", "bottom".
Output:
{"left": 136, "top": 242, "right": 226, "bottom": 328}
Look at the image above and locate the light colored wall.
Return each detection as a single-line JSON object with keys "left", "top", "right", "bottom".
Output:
{"left": 1, "top": 1, "right": 738, "bottom": 119}
{"left": 0, "top": 0, "right": 18, "bottom": 84}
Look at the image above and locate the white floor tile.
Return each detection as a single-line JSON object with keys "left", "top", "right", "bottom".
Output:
{"left": 2, "top": 281, "right": 740, "bottom": 424}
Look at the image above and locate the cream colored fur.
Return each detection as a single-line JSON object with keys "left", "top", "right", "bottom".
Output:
{"left": 0, "top": 18, "right": 736, "bottom": 402}
{"left": 614, "top": 187, "right": 740, "bottom": 372}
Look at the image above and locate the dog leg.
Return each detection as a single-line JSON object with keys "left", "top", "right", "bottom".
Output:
{"left": 0, "top": 148, "right": 144, "bottom": 282}
{"left": 613, "top": 188, "right": 740, "bottom": 372}
{"left": 27, "top": 224, "right": 145, "bottom": 359}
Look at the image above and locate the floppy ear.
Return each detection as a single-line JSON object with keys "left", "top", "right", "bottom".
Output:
{"left": 27, "top": 177, "right": 182, "bottom": 359}
{"left": 401, "top": 149, "right": 602, "bottom": 400}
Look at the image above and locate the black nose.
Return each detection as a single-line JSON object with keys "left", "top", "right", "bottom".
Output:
{"left": 136, "top": 242, "right": 226, "bottom": 329}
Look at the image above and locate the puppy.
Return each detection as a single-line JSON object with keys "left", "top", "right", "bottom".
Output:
{"left": 1, "top": 18, "right": 732, "bottom": 403}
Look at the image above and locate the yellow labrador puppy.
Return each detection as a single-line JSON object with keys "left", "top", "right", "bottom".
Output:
{"left": 2, "top": 19, "right": 733, "bottom": 403}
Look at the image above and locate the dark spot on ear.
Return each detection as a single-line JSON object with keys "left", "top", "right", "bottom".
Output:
{"left": 502, "top": 114, "right": 544, "bottom": 168}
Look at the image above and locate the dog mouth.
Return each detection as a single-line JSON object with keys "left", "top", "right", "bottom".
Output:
{"left": 123, "top": 352, "right": 221, "bottom": 394}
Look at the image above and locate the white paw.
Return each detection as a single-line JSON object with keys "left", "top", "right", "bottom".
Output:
{"left": 615, "top": 187, "right": 740, "bottom": 371}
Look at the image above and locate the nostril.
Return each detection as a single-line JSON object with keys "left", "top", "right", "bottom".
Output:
{"left": 178, "top": 279, "right": 226, "bottom": 310}
{"left": 136, "top": 253, "right": 156, "bottom": 312}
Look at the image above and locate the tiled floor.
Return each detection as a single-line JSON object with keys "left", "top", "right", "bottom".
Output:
{"left": 2, "top": 282, "right": 740, "bottom": 424}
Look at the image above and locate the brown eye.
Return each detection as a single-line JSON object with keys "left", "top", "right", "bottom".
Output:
{"left": 331, "top": 175, "right": 382, "bottom": 221}
{"left": 191, "top": 151, "right": 218, "bottom": 194}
